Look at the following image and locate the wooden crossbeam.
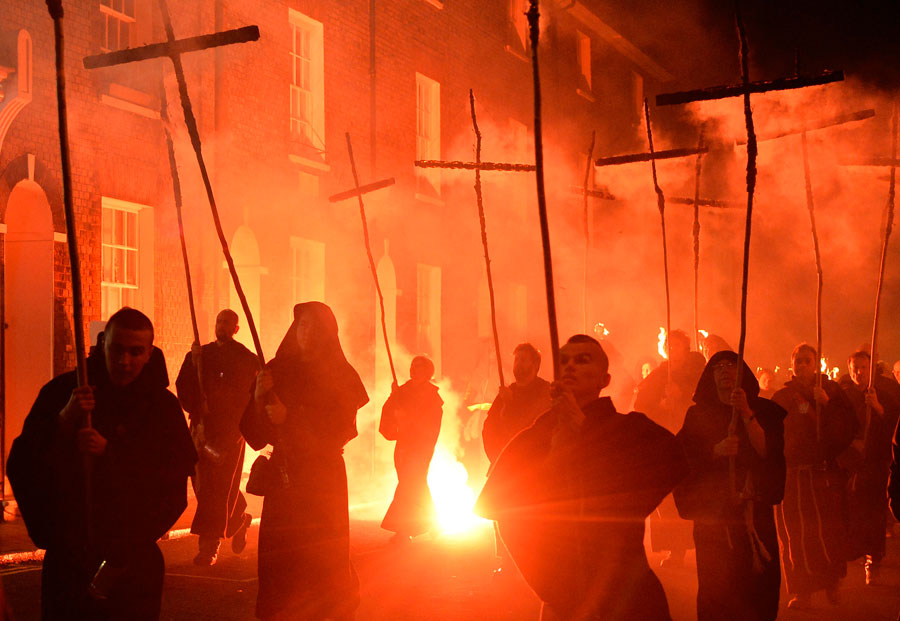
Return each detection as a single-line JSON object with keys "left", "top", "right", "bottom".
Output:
{"left": 656, "top": 70, "right": 843, "bottom": 106}
{"left": 840, "top": 156, "right": 900, "bottom": 168}
{"left": 415, "top": 160, "right": 535, "bottom": 172}
{"left": 594, "top": 146, "right": 708, "bottom": 167}
{"left": 669, "top": 196, "right": 741, "bottom": 208}
{"left": 83, "top": 25, "right": 259, "bottom": 69}
{"left": 328, "top": 177, "right": 395, "bottom": 203}
{"left": 738, "top": 108, "right": 875, "bottom": 144}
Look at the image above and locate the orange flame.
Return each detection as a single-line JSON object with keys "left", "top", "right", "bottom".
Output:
{"left": 698, "top": 329, "right": 709, "bottom": 339}
{"left": 427, "top": 448, "right": 488, "bottom": 536}
{"left": 657, "top": 327, "right": 668, "bottom": 359}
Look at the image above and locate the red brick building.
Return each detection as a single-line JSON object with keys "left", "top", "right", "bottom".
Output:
{"left": 0, "top": 0, "right": 671, "bottom": 499}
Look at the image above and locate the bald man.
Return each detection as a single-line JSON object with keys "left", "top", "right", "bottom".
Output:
{"left": 176, "top": 310, "right": 258, "bottom": 566}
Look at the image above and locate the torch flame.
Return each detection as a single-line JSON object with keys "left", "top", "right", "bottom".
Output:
{"left": 657, "top": 327, "right": 668, "bottom": 359}
{"left": 427, "top": 448, "right": 488, "bottom": 536}
{"left": 698, "top": 329, "right": 709, "bottom": 338}
{"left": 593, "top": 322, "right": 610, "bottom": 339}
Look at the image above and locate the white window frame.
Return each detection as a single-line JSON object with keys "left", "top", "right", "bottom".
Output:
{"left": 101, "top": 197, "right": 154, "bottom": 321}
{"left": 100, "top": 0, "right": 136, "bottom": 53}
{"left": 415, "top": 72, "right": 441, "bottom": 199}
{"left": 509, "top": 0, "right": 528, "bottom": 54}
{"left": 290, "top": 236, "right": 326, "bottom": 308}
{"left": 576, "top": 30, "right": 592, "bottom": 92}
{"left": 289, "top": 10, "right": 325, "bottom": 155}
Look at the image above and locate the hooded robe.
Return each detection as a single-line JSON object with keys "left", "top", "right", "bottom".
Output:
{"left": 240, "top": 302, "right": 368, "bottom": 620}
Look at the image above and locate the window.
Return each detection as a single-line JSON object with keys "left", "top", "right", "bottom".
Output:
{"left": 632, "top": 71, "right": 644, "bottom": 125}
{"left": 101, "top": 197, "right": 153, "bottom": 320}
{"left": 416, "top": 263, "right": 442, "bottom": 377}
{"left": 290, "top": 237, "right": 325, "bottom": 306}
{"left": 100, "top": 0, "right": 136, "bottom": 53}
{"left": 576, "top": 31, "right": 592, "bottom": 92}
{"left": 289, "top": 10, "right": 325, "bottom": 156}
{"left": 415, "top": 73, "right": 441, "bottom": 198}
{"left": 508, "top": 0, "right": 529, "bottom": 56}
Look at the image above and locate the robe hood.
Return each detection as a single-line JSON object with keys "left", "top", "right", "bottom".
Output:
{"left": 87, "top": 333, "right": 170, "bottom": 392}
{"left": 692, "top": 350, "right": 760, "bottom": 407}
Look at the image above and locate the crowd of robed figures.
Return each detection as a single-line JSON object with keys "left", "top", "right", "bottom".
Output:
{"left": 6, "top": 303, "right": 900, "bottom": 621}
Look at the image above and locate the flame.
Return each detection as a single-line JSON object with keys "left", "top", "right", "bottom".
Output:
{"left": 819, "top": 357, "right": 841, "bottom": 380}
{"left": 427, "top": 448, "right": 488, "bottom": 536}
{"left": 593, "top": 322, "right": 610, "bottom": 339}
{"left": 657, "top": 327, "right": 668, "bottom": 359}
{"left": 820, "top": 356, "right": 828, "bottom": 373}
{"left": 641, "top": 362, "right": 652, "bottom": 379}
{"left": 698, "top": 329, "right": 709, "bottom": 338}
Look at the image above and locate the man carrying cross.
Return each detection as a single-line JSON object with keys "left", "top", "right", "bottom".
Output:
{"left": 176, "top": 309, "right": 258, "bottom": 566}
{"left": 7, "top": 308, "right": 197, "bottom": 619}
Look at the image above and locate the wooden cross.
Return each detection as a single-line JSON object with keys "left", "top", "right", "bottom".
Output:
{"left": 327, "top": 133, "right": 398, "bottom": 385}
{"left": 83, "top": 0, "right": 265, "bottom": 365}
{"left": 414, "top": 160, "right": 536, "bottom": 172}
{"left": 594, "top": 146, "right": 708, "bottom": 167}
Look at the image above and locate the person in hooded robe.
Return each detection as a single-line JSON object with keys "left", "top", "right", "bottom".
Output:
{"left": 674, "top": 351, "right": 786, "bottom": 621}
{"left": 475, "top": 334, "right": 687, "bottom": 620}
{"left": 770, "top": 343, "right": 857, "bottom": 609}
{"left": 240, "top": 302, "right": 369, "bottom": 620}
{"left": 378, "top": 355, "right": 443, "bottom": 542}
{"left": 7, "top": 307, "right": 197, "bottom": 620}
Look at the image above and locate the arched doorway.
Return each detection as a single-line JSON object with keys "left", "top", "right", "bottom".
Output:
{"left": 4, "top": 179, "right": 53, "bottom": 463}
{"left": 228, "top": 225, "right": 262, "bottom": 352}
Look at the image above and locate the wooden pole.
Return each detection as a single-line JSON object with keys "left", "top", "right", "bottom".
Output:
{"left": 692, "top": 128, "right": 705, "bottom": 351}
{"left": 801, "top": 131, "right": 824, "bottom": 442}
{"left": 345, "top": 133, "right": 397, "bottom": 386}
{"left": 159, "top": 81, "right": 208, "bottom": 413}
{"left": 643, "top": 100, "right": 672, "bottom": 379}
{"left": 582, "top": 131, "right": 596, "bottom": 333}
{"left": 864, "top": 102, "right": 898, "bottom": 447}
{"left": 527, "top": 0, "right": 560, "bottom": 379}
{"left": 469, "top": 91, "right": 505, "bottom": 388}
{"left": 157, "top": 0, "right": 265, "bottom": 367}
{"left": 729, "top": 1, "right": 759, "bottom": 499}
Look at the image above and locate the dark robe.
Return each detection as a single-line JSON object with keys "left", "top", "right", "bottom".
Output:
{"left": 674, "top": 351, "right": 786, "bottom": 621}
{"left": 771, "top": 377, "right": 857, "bottom": 595}
{"left": 240, "top": 302, "right": 368, "bottom": 620}
{"left": 634, "top": 354, "right": 706, "bottom": 557}
{"left": 7, "top": 344, "right": 196, "bottom": 620}
{"left": 838, "top": 374, "right": 900, "bottom": 562}
{"left": 481, "top": 377, "right": 551, "bottom": 464}
{"left": 378, "top": 380, "right": 443, "bottom": 536}
{"left": 889, "top": 415, "right": 900, "bottom": 521}
{"left": 176, "top": 340, "right": 258, "bottom": 541}
{"left": 475, "top": 396, "right": 687, "bottom": 620}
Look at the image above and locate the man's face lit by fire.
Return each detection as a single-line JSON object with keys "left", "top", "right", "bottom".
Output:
{"left": 558, "top": 342, "right": 610, "bottom": 403}
{"left": 513, "top": 350, "right": 539, "bottom": 385}
{"left": 214, "top": 310, "right": 239, "bottom": 343}
{"left": 849, "top": 356, "right": 870, "bottom": 387}
{"left": 792, "top": 350, "right": 817, "bottom": 384}
{"left": 893, "top": 360, "right": 900, "bottom": 384}
{"left": 295, "top": 314, "right": 316, "bottom": 356}
{"left": 713, "top": 358, "right": 738, "bottom": 404}
{"left": 104, "top": 324, "right": 153, "bottom": 386}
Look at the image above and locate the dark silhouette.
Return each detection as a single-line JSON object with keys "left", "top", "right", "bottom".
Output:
{"left": 240, "top": 302, "right": 368, "bottom": 620}
{"left": 771, "top": 343, "right": 857, "bottom": 609}
{"left": 838, "top": 350, "right": 900, "bottom": 585}
{"left": 7, "top": 308, "right": 196, "bottom": 619}
{"left": 634, "top": 329, "right": 706, "bottom": 568}
{"left": 379, "top": 355, "right": 443, "bottom": 542}
{"left": 476, "top": 335, "right": 687, "bottom": 620}
{"left": 674, "top": 350, "right": 786, "bottom": 621}
{"left": 176, "top": 309, "right": 258, "bottom": 566}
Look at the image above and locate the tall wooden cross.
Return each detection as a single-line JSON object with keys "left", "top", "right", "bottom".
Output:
{"left": 656, "top": 1, "right": 844, "bottom": 503}
{"left": 328, "top": 133, "right": 398, "bottom": 385}
{"left": 83, "top": 0, "right": 265, "bottom": 365}
{"left": 840, "top": 103, "right": 898, "bottom": 449}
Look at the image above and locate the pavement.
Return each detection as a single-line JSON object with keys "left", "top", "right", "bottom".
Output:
{"left": 2, "top": 496, "right": 900, "bottom": 620}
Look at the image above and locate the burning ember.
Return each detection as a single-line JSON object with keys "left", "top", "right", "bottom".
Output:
{"left": 657, "top": 327, "right": 668, "bottom": 359}
{"left": 593, "top": 322, "right": 610, "bottom": 339}
{"left": 698, "top": 329, "right": 709, "bottom": 339}
{"left": 820, "top": 357, "right": 840, "bottom": 380}
{"left": 427, "top": 448, "right": 488, "bottom": 536}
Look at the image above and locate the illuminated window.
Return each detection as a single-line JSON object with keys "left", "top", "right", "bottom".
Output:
{"left": 509, "top": 0, "right": 529, "bottom": 55}
{"left": 289, "top": 10, "right": 325, "bottom": 154}
{"left": 416, "top": 263, "right": 442, "bottom": 377}
{"left": 632, "top": 71, "right": 644, "bottom": 124}
{"left": 100, "top": 0, "right": 136, "bottom": 53}
{"left": 576, "top": 31, "right": 592, "bottom": 92}
{"left": 290, "top": 237, "right": 325, "bottom": 306}
{"left": 415, "top": 73, "right": 441, "bottom": 198}
{"left": 101, "top": 197, "right": 153, "bottom": 320}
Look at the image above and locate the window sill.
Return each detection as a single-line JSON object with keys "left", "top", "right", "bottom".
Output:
{"left": 504, "top": 44, "right": 528, "bottom": 62}
{"left": 415, "top": 192, "right": 444, "bottom": 207}
{"left": 289, "top": 153, "right": 331, "bottom": 173}
{"left": 100, "top": 93, "right": 159, "bottom": 119}
{"left": 576, "top": 87, "right": 595, "bottom": 103}
{"left": 422, "top": 0, "right": 444, "bottom": 8}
